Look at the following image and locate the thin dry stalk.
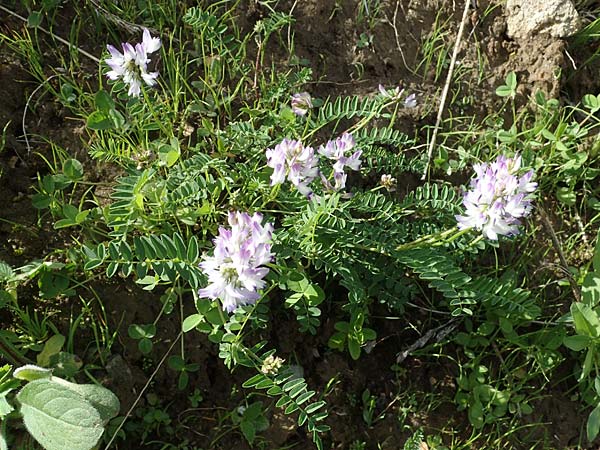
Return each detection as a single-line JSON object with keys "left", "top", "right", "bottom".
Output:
{"left": 103, "top": 332, "right": 183, "bottom": 449}
{"left": 421, "top": 0, "right": 472, "bottom": 180}
{"left": 538, "top": 206, "right": 581, "bottom": 302}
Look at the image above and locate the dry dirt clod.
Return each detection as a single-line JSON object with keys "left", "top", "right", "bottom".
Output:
{"left": 505, "top": 0, "right": 581, "bottom": 40}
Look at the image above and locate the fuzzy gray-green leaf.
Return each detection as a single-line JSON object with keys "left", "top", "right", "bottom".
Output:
{"left": 17, "top": 379, "right": 105, "bottom": 450}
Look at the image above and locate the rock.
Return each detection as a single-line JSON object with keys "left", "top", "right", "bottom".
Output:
{"left": 506, "top": 0, "right": 581, "bottom": 40}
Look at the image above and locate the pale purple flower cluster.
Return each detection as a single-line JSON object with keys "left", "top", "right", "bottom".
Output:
{"left": 291, "top": 92, "right": 313, "bottom": 116}
{"left": 266, "top": 138, "right": 319, "bottom": 197}
{"left": 105, "top": 29, "right": 161, "bottom": 97}
{"left": 318, "top": 133, "right": 362, "bottom": 192}
{"left": 198, "top": 212, "right": 274, "bottom": 313}
{"left": 456, "top": 154, "right": 537, "bottom": 240}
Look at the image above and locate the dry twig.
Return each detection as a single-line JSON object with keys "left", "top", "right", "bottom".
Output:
{"left": 396, "top": 318, "right": 459, "bottom": 364}
{"left": 103, "top": 332, "right": 183, "bottom": 450}
{"left": 421, "top": 0, "right": 472, "bottom": 180}
{"left": 538, "top": 205, "right": 581, "bottom": 302}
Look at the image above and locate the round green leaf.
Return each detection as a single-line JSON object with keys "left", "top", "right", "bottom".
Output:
{"left": 128, "top": 323, "right": 156, "bottom": 339}
{"left": 32, "top": 193, "right": 51, "bottom": 209}
{"left": 495, "top": 85, "right": 512, "bottom": 97}
{"left": 63, "top": 159, "right": 84, "bottom": 182}
{"left": 520, "top": 402, "right": 533, "bottom": 415}
{"left": 27, "top": 11, "right": 42, "bottom": 28}
{"left": 49, "top": 352, "right": 83, "bottom": 378}
{"left": 182, "top": 314, "right": 203, "bottom": 332}
{"left": 94, "top": 90, "right": 114, "bottom": 113}
{"left": 168, "top": 355, "right": 186, "bottom": 371}
{"left": 138, "top": 338, "right": 153, "bottom": 354}
{"left": 37, "top": 335, "right": 65, "bottom": 367}
{"left": 178, "top": 371, "right": 189, "bottom": 390}
{"left": 86, "top": 111, "right": 113, "bottom": 130}
{"left": 468, "top": 399, "right": 485, "bottom": 428}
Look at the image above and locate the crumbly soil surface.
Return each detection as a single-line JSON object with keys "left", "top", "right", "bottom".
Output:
{"left": 1, "top": 1, "right": 599, "bottom": 449}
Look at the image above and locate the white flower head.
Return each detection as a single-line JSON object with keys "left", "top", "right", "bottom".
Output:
{"left": 291, "top": 92, "right": 313, "bottom": 116}
{"left": 266, "top": 139, "right": 319, "bottom": 197}
{"left": 261, "top": 355, "right": 285, "bottom": 375}
{"left": 456, "top": 154, "right": 537, "bottom": 240}
{"left": 105, "top": 28, "right": 161, "bottom": 97}
{"left": 404, "top": 93, "right": 417, "bottom": 108}
{"left": 318, "top": 133, "right": 362, "bottom": 193}
{"left": 380, "top": 174, "right": 397, "bottom": 192}
{"left": 198, "top": 212, "right": 274, "bottom": 313}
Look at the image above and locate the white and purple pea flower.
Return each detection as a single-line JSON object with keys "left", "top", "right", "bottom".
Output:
{"left": 105, "top": 28, "right": 161, "bottom": 97}
{"left": 456, "top": 154, "right": 537, "bottom": 240}
{"left": 198, "top": 212, "right": 274, "bottom": 313}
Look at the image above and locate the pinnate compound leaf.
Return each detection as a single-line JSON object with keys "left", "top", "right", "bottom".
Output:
{"left": 284, "top": 402, "right": 299, "bottom": 414}
{"left": 283, "top": 378, "right": 304, "bottom": 392}
{"left": 242, "top": 374, "right": 265, "bottom": 388}
{"left": 275, "top": 395, "right": 291, "bottom": 408}
{"left": 298, "top": 410, "right": 307, "bottom": 426}
{"left": 17, "top": 379, "right": 105, "bottom": 450}
{"left": 305, "top": 401, "right": 326, "bottom": 414}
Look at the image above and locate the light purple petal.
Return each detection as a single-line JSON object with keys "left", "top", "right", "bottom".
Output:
{"left": 142, "top": 28, "right": 161, "bottom": 54}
